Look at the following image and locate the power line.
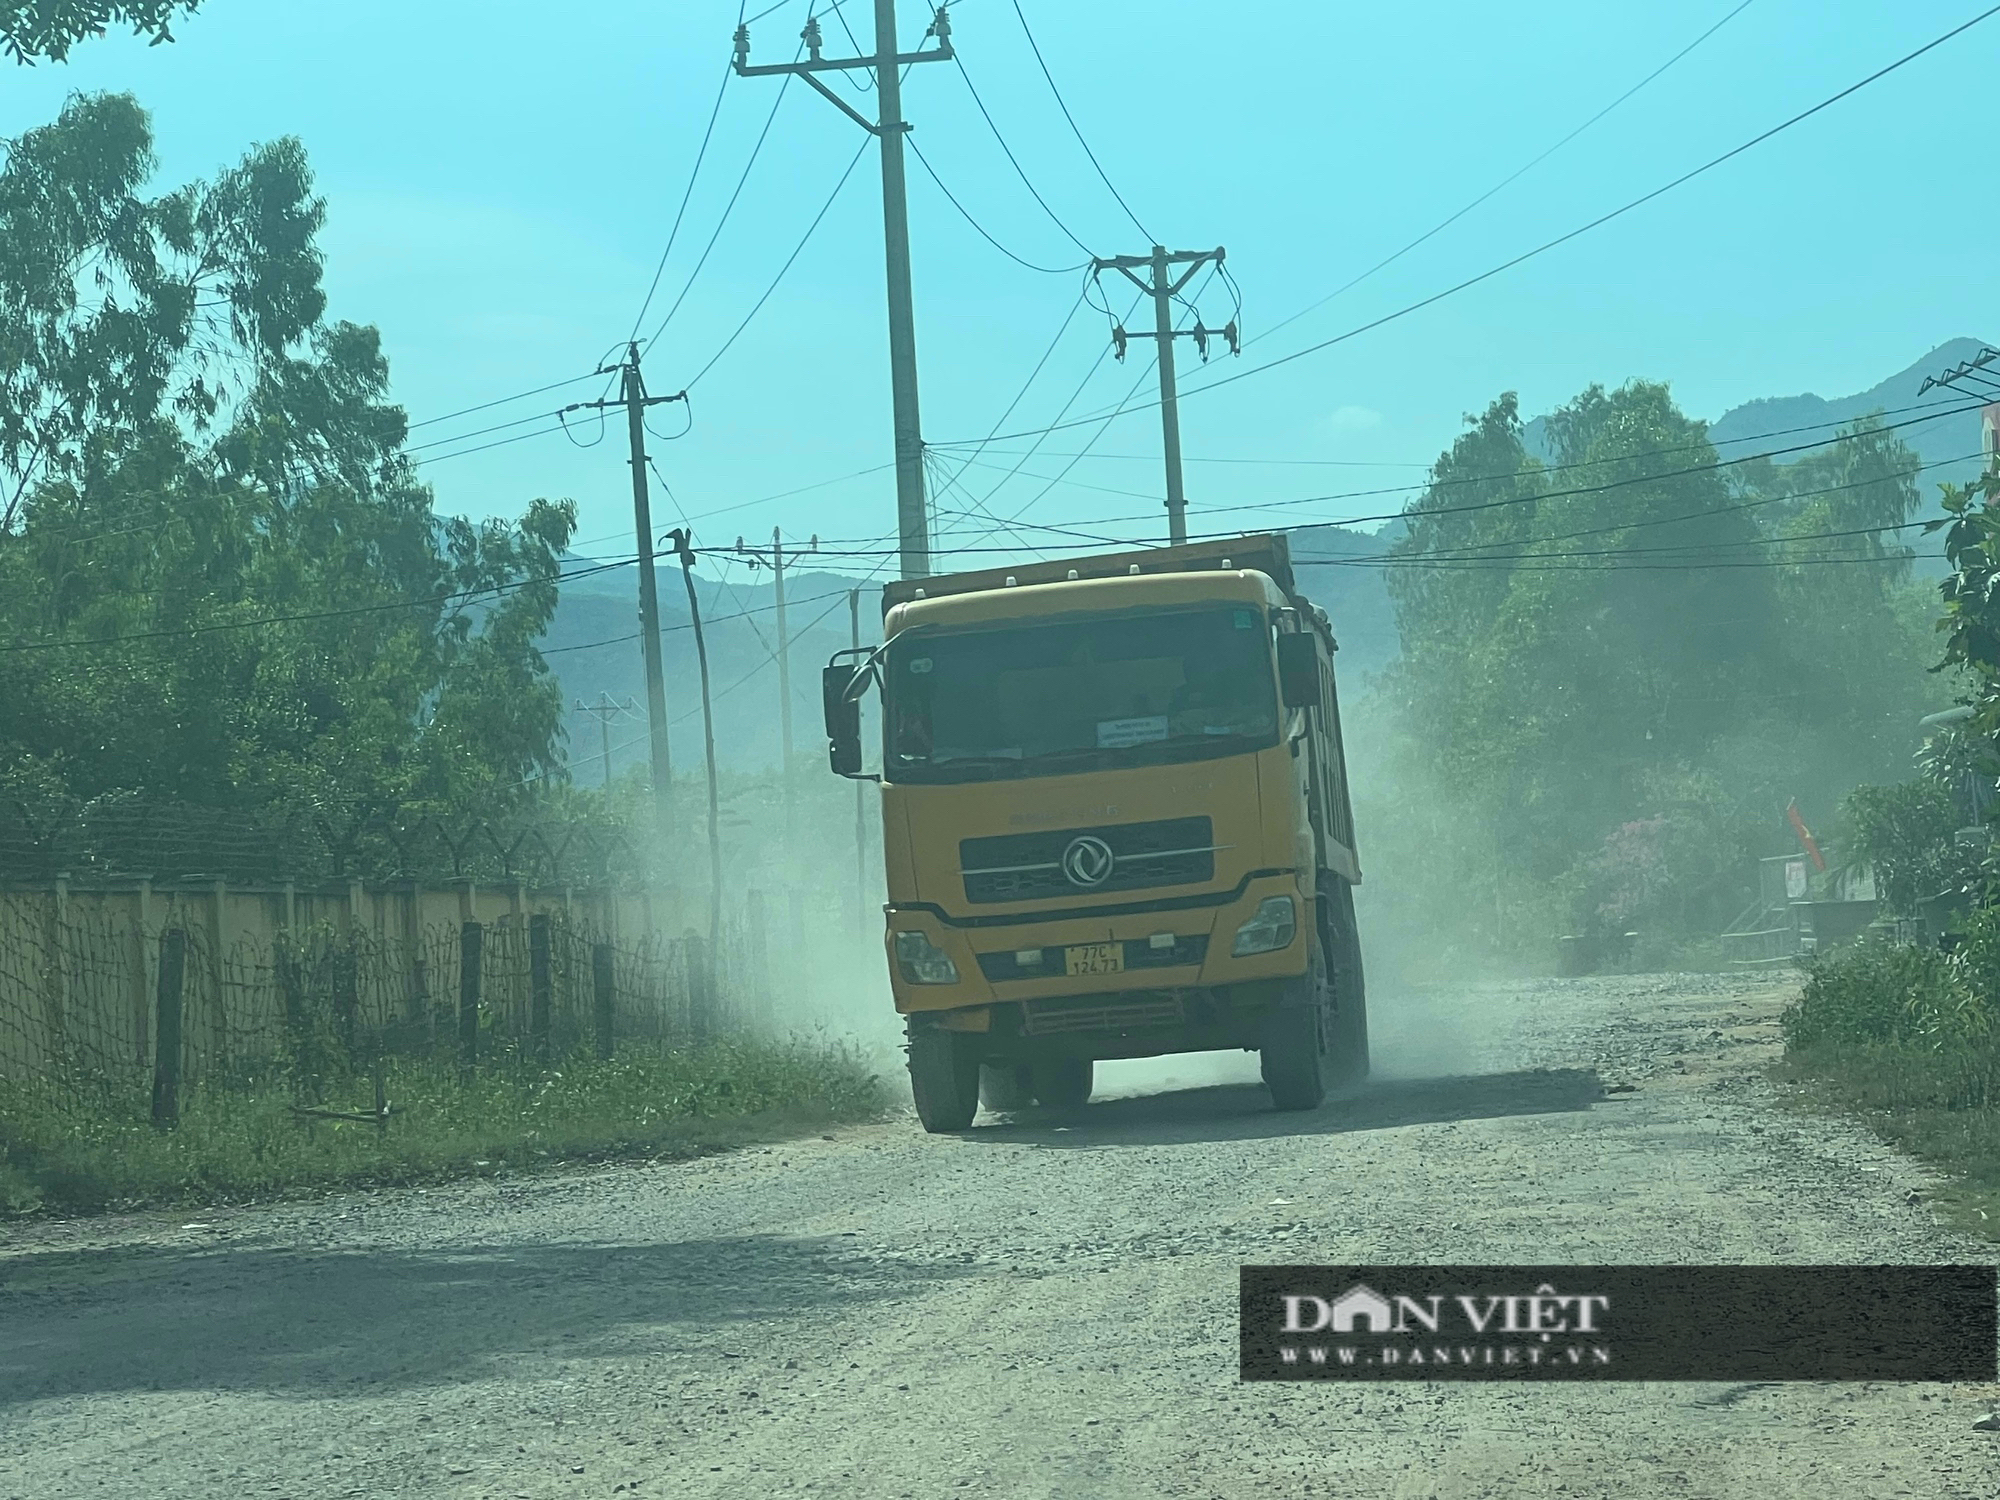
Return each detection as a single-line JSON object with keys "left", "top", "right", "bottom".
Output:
{"left": 405, "top": 373, "right": 602, "bottom": 433}
{"left": 950, "top": 50, "right": 1098, "bottom": 257}
{"left": 1252, "top": 0, "right": 1758, "bottom": 350}
{"left": 404, "top": 406, "right": 576, "bottom": 455}
{"left": 1387, "top": 450, "right": 1977, "bottom": 564}
{"left": 683, "top": 136, "right": 872, "bottom": 390}
{"left": 924, "top": 290, "right": 1092, "bottom": 551}
{"left": 1307, "top": 550, "right": 1941, "bottom": 574}
{"left": 937, "top": 448, "right": 1432, "bottom": 469}
{"left": 905, "top": 134, "right": 1090, "bottom": 274}
{"left": 837, "top": 403, "right": 1986, "bottom": 552}
{"left": 1009, "top": 0, "right": 1151, "bottom": 242}
{"left": 412, "top": 421, "right": 575, "bottom": 466}
{"left": 930, "top": 391, "right": 1976, "bottom": 475}
{"left": 644, "top": 40, "right": 802, "bottom": 352}
{"left": 936, "top": 294, "right": 1147, "bottom": 536}
{"left": 942, "top": 5, "right": 2000, "bottom": 448}
{"left": 628, "top": 38, "right": 739, "bottom": 341}
{"left": 935, "top": 428, "right": 1980, "bottom": 546}
{"left": 2, "top": 556, "right": 638, "bottom": 656}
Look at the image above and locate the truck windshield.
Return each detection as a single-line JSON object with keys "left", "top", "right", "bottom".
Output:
{"left": 883, "top": 605, "right": 1279, "bottom": 784}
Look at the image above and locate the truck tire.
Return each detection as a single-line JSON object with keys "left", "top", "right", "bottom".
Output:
{"left": 1326, "top": 881, "right": 1370, "bottom": 1085}
{"left": 908, "top": 1027, "right": 979, "bottom": 1132}
{"left": 1260, "top": 968, "right": 1326, "bottom": 1111}
{"left": 980, "top": 1062, "right": 1034, "bottom": 1111}
{"left": 1031, "top": 1057, "right": 1093, "bottom": 1109}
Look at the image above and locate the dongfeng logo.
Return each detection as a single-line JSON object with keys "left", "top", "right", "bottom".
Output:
{"left": 1060, "top": 835, "right": 1116, "bottom": 887}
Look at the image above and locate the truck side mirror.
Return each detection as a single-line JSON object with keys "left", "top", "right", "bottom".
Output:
{"left": 823, "top": 663, "right": 864, "bottom": 776}
{"left": 1276, "top": 633, "right": 1320, "bottom": 710}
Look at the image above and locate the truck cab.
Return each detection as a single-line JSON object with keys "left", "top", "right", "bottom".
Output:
{"left": 823, "top": 533, "right": 1366, "bottom": 1132}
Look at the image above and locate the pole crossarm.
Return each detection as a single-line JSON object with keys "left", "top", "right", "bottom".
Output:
{"left": 733, "top": 46, "right": 951, "bottom": 77}
{"left": 572, "top": 391, "right": 687, "bottom": 412}
{"left": 1092, "top": 244, "right": 1237, "bottom": 545}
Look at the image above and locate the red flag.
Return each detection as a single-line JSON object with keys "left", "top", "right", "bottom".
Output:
{"left": 1787, "top": 799, "right": 1826, "bottom": 872}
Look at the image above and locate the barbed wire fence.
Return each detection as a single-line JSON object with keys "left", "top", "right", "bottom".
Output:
{"left": 0, "top": 797, "right": 650, "bottom": 887}
{"left": 0, "top": 892, "right": 755, "bottom": 1125}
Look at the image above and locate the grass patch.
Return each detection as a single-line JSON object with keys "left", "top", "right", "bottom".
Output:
{"left": 1780, "top": 933, "right": 2000, "bottom": 1239}
{"left": 0, "top": 1037, "right": 886, "bottom": 1217}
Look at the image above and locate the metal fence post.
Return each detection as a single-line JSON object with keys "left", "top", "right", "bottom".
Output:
{"left": 458, "top": 920, "right": 482, "bottom": 1074}
{"left": 592, "top": 939, "right": 616, "bottom": 1060}
{"left": 151, "top": 927, "right": 186, "bottom": 1126}
{"left": 529, "top": 912, "right": 553, "bottom": 1064}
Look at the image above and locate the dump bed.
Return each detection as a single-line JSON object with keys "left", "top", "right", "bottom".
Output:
{"left": 880, "top": 534, "right": 1301, "bottom": 616}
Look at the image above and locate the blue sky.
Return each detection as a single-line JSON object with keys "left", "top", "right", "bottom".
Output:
{"left": 4, "top": 0, "right": 1994, "bottom": 572}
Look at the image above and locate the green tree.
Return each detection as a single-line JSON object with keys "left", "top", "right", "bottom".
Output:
{"left": 0, "top": 94, "right": 575, "bottom": 849}
{"left": 4, "top": 2, "right": 198, "bottom": 65}
{"left": 1373, "top": 383, "right": 1950, "bottom": 959}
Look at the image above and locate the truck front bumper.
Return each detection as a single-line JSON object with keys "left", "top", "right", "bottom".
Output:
{"left": 881, "top": 871, "right": 1310, "bottom": 1019}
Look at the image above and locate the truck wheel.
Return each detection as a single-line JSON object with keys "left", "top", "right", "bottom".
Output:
{"left": 907, "top": 1027, "right": 979, "bottom": 1132}
{"left": 1260, "top": 972, "right": 1326, "bottom": 1111}
{"left": 1031, "top": 1057, "right": 1093, "bottom": 1109}
{"left": 980, "top": 1063, "right": 1034, "bottom": 1111}
{"left": 1326, "top": 883, "right": 1370, "bottom": 1085}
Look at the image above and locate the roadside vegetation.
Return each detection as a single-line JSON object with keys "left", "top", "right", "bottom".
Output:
{"left": 1780, "top": 928, "right": 2000, "bottom": 1236}
{"left": 1351, "top": 386, "right": 1953, "bottom": 979}
{"left": 0, "top": 1037, "right": 885, "bottom": 1216}
{"left": 1776, "top": 467, "right": 2000, "bottom": 1236}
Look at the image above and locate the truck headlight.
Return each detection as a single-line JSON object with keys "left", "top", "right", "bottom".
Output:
{"left": 893, "top": 931, "right": 960, "bottom": 985}
{"left": 1231, "top": 896, "right": 1297, "bottom": 957}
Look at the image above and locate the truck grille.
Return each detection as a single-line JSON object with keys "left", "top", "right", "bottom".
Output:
{"left": 959, "top": 816, "right": 1216, "bottom": 905}
{"left": 1021, "top": 992, "right": 1186, "bottom": 1037}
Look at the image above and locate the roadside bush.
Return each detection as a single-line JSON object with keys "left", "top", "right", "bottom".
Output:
{"left": 1783, "top": 940, "right": 1967, "bottom": 1050}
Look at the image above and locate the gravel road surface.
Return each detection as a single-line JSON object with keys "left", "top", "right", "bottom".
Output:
{"left": 4, "top": 973, "right": 1998, "bottom": 1499}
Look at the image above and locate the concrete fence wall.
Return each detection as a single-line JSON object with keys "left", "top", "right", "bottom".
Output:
{"left": 0, "top": 878, "right": 702, "bottom": 1091}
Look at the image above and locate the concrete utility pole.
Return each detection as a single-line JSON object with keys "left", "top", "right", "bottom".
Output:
{"left": 575, "top": 345, "right": 688, "bottom": 836}
{"left": 1093, "top": 247, "right": 1236, "bottom": 545}
{"left": 733, "top": 529, "right": 820, "bottom": 836}
{"left": 573, "top": 693, "right": 638, "bottom": 788}
{"left": 772, "top": 529, "right": 792, "bottom": 824}
{"left": 850, "top": 587, "right": 868, "bottom": 931}
{"left": 735, "top": 2, "right": 953, "bottom": 580}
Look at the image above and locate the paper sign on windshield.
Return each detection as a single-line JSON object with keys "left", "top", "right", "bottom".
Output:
{"left": 1096, "top": 715, "right": 1169, "bottom": 749}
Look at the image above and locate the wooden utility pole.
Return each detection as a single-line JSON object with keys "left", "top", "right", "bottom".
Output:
{"left": 668, "top": 528, "right": 724, "bottom": 945}
{"left": 575, "top": 346, "right": 687, "bottom": 832}
{"left": 734, "top": 2, "right": 953, "bottom": 579}
{"left": 1093, "top": 247, "right": 1236, "bottom": 545}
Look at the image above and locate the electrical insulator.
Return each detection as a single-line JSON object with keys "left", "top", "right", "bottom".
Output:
{"left": 932, "top": 5, "right": 952, "bottom": 42}
{"left": 1223, "top": 319, "right": 1241, "bottom": 356}
{"left": 802, "top": 15, "right": 823, "bottom": 59}
{"left": 809, "top": 534, "right": 820, "bottom": 552}
{"left": 1111, "top": 325, "right": 1128, "bottom": 362}
{"left": 733, "top": 24, "right": 750, "bottom": 68}
{"left": 1192, "top": 320, "right": 1210, "bottom": 362}
{"left": 735, "top": 535, "right": 745, "bottom": 552}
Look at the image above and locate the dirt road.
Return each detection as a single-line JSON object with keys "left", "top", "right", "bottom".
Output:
{"left": 4, "top": 973, "right": 1998, "bottom": 1499}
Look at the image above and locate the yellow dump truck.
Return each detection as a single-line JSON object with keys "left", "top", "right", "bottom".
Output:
{"left": 822, "top": 533, "right": 1365, "bottom": 1132}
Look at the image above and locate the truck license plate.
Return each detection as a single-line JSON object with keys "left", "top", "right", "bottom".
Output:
{"left": 1065, "top": 942, "right": 1124, "bottom": 977}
